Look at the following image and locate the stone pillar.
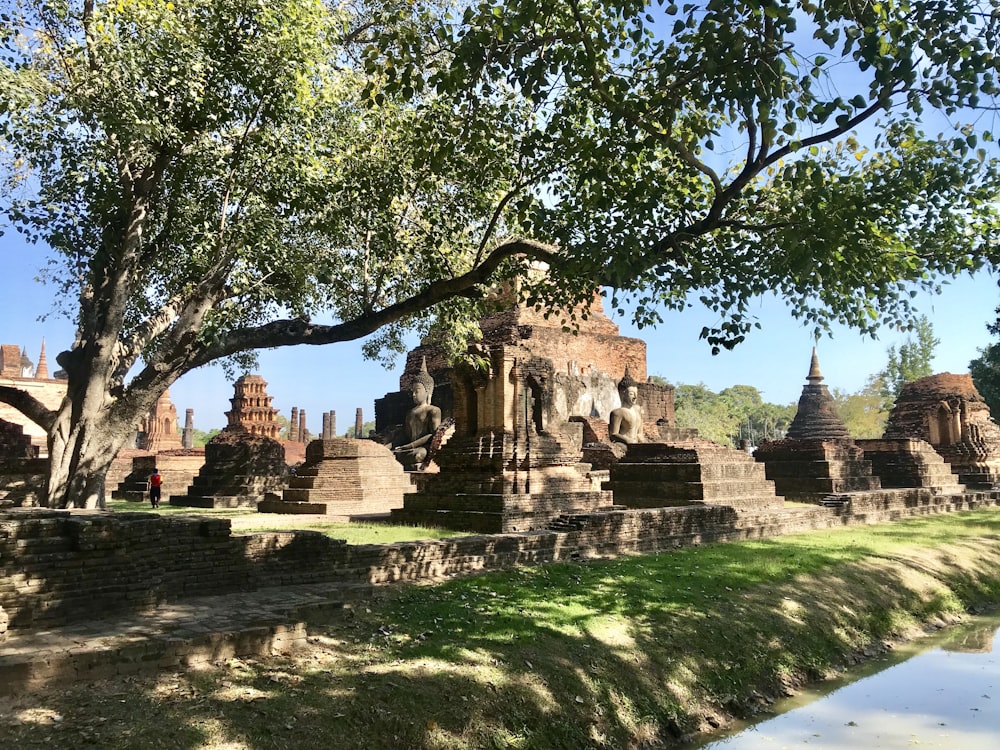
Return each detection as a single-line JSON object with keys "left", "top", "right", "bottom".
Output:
{"left": 355, "top": 408, "right": 363, "bottom": 439}
{"left": 322, "top": 412, "right": 330, "bottom": 441}
{"left": 299, "top": 410, "right": 307, "bottom": 442}
{"left": 182, "top": 409, "right": 194, "bottom": 449}
{"left": 290, "top": 407, "right": 299, "bottom": 442}
{"left": 330, "top": 410, "right": 336, "bottom": 438}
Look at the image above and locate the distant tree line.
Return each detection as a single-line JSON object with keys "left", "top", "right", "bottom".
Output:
{"left": 662, "top": 316, "right": 946, "bottom": 445}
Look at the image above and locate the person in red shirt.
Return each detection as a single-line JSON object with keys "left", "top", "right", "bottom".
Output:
{"left": 148, "top": 468, "right": 162, "bottom": 509}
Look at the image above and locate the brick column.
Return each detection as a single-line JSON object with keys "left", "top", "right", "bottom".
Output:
{"left": 182, "top": 409, "right": 194, "bottom": 449}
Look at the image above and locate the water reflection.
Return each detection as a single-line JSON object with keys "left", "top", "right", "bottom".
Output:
{"left": 695, "top": 612, "right": 1000, "bottom": 749}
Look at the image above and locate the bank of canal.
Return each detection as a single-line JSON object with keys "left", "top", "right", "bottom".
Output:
{"left": 692, "top": 610, "right": 1000, "bottom": 749}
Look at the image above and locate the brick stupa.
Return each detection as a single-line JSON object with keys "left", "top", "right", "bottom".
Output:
{"left": 754, "top": 349, "right": 882, "bottom": 502}
{"left": 258, "top": 438, "right": 415, "bottom": 518}
{"left": 603, "top": 439, "right": 784, "bottom": 511}
{"left": 170, "top": 374, "right": 286, "bottom": 508}
{"left": 139, "top": 389, "right": 183, "bottom": 453}
{"left": 881, "top": 373, "right": 1000, "bottom": 488}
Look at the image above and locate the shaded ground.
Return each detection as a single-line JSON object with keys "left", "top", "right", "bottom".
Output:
{"left": 2, "top": 510, "right": 1000, "bottom": 749}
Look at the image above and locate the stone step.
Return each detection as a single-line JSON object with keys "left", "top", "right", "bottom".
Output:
{"left": 399, "top": 491, "right": 612, "bottom": 514}
{"left": 604, "top": 478, "right": 778, "bottom": 501}
{"left": 168, "top": 495, "right": 257, "bottom": 509}
{"left": 609, "top": 462, "right": 768, "bottom": 482}
{"left": 0, "top": 583, "right": 371, "bottom": 695}
{"left": 760, "top": 459, "right": 875, "bottom": 479}
{"left": 770, "top": 476, "right": 882, "bottom": 495}
{"left": 611, "top": 494, "right": 784, "bottom": 510}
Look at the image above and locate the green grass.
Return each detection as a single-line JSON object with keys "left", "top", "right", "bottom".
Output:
{"left": 5, "top": 509, "right": 1000, "bottom": 749}
{"left": 103, "top": 499, "right": 468, "bottom": 544}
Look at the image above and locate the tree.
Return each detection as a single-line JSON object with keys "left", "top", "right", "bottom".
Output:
{"left": 0, "top": 0, "right": 553, "bottom": 507}
{"left": 190, "top": 428, "right": 220, "bottom": 448}
{"left": 381, "top": 0, "right": 1000, "bottom": 345}
{"left": 344, "top": 420, "right": 377, "bottom": 439}
{"left": 670, "top": 382, "right": 793, "bottom": 447}
{"left": 832, "top": 375, "right": 889, "bottom": 439}
{"left": 4, "top": 1, "right": 1000, "bottom": 507}
{"left": 673, "top": 383, "right": 738, "bottom": 445}
{"left": 877, "top": 316, "right": 939, "bottom": 404}
{"left": 970, "top": 342, "right": 1000, "bottom": 418}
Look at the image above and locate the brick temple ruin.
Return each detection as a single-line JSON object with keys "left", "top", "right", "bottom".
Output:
{"left": 7, "top": 315, "right": 1000, "bottom": 526}
{"left": 0, "top": 340, "right": 65, "bottom": 456}
{"left": 880, "top": 373, "right": 1000, "bottom": 488}
{"left": 111, "top": 390, "right": 204, "bottom": 503}
{"left": 376, "top": 290, "right": 793, "bottom": 532}
{"left": 169, "top": 375, "right": 287, "bottom": 508}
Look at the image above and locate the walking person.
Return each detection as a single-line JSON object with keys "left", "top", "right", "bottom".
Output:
{"left": 148, "top": 467, "right": 162, "bottom": 509}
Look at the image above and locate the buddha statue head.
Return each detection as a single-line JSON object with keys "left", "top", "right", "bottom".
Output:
{"left": 411, "top": 357, "right": 435, "bottom": 406}
{"left": 617, "top": 365, "right": 638, "bottom": 407}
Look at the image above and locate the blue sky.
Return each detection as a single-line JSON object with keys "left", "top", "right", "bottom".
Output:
{"left": 2, "top": 229, "right": 997, "bottom": 432}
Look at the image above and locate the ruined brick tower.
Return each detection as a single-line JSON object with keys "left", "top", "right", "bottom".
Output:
{"left": 224, "top": 375, "right": 280, "bottom": 439}
{"left": 883, "top": 373, "right": 1000, "bottom": 488}
{"left": 140, "top": 389, "right": 183, "bottom": 453}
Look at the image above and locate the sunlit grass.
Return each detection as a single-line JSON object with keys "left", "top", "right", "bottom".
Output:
{"left": 246, "top": 521, "right": 469, "bottom": 544}
{"left": 105, "top": 499, "right": 258, "bottom": 517}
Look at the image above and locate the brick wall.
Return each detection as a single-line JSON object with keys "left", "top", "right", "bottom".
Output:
{"left": 3, "top": 491, "right": 999, "bottom": 632}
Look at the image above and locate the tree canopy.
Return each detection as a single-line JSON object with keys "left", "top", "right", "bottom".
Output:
{"left": 2, "top": 0, "right": 1000, "bottom": 506}
{"left": 970, "top": 313, "right": 1000, "bottom": 418}
{"left": 876, "top": 315, "right": 939, "bottom": 402}
{"left": 378, "top": 0, "right": 1000, "bottom": 347}
{"left": 669, "top": 382, "right": 794, "bottom": 447}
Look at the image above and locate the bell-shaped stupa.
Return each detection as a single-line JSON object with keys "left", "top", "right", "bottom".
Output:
{"left": 784, "top": 348, "right": 851, "bottom": 440}
{"left": 754, "top": 349, "right": 880, "bottom": 503}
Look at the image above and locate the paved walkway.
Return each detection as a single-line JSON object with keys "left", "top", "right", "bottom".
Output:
{"left": 0, "top": 582, "right": 372, "bottom": 696}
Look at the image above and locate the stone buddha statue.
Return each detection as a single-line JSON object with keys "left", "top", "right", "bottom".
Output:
{"left": 609, "top": 366, "right": 644, "bottom": 446}
{"left": 393, "top": 358, "right": 442, "bottom": 470}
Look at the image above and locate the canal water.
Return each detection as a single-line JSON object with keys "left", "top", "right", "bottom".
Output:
{"left": 691, "top": 610, "right": 1000, "bottom": 749}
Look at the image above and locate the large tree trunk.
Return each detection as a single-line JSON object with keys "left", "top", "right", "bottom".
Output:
{"left": 46, "top": 382, "right": 135, "bottom": 509}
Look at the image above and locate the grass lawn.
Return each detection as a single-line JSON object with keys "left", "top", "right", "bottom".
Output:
{"left": 103, "top": 499, "right": 469, "bottom": 544}
{"left": 4, "top": 509, "right": 1000, "bottom": 749}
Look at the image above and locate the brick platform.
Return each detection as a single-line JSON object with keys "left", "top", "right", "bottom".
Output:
{"left": 258, "top": 438, "right": 415, "bottom": 517}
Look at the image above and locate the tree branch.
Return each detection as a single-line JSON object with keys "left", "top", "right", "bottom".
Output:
{"left": 186, "top": 237, "right": 558, "bottom": 368}
{"left": 0, "top": 385, "right": 57, "bottom": 431}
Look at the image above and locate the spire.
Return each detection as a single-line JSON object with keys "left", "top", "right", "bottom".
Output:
{"left": 35, "top": 338, "right": 49, "bottom": 379}
{"left": 785, "top": 348, "right": 851, "bottom": 440}
{"left": 806, "top": 347, "right": 823, "bottom": 384}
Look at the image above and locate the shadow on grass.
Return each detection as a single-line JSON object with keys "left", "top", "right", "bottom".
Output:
{"left": 4, "top": 511, "right": 1000, "bottom": 749}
